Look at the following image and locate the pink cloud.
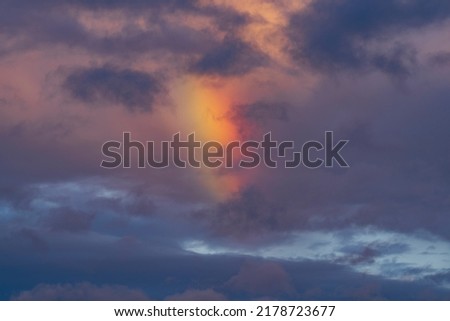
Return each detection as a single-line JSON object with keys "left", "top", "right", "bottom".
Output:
{"left": 12, "top": 282, "right": 149, "bottom": 300}
{"left": 226, "top": 261, "right": 296, "bottom": 297}
{"left": 166, "top": 288, "right": 226, "bottom": 301}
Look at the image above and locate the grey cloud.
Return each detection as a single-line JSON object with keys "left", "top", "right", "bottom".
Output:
{"left": 44, "top": 208, "right": 95, "bottom": 233}
{"left": 64, "top": 66, "right": 164, "bottom": 112}
{"left": 0, "top": 0, "right": 247, "bottom": 58}
{"left": 371, "top": 43, "right": 417, "bottom": 77}
{"left": 194, "top": 187, "right": 285, "bottom": 238}
{"left": 190, "top": 36, "right": 267, "bottom": 76}
{"left": 429, "top": 51, "right": 450, "bottom": 66}
{"left": 335, "top": 246, "right": 379, "bottom": 265}
{"left": 287, "top": 0, "right": 450, "bottom": 75}
{"left": 225, "top": 101, "right": 290, "bottom": 137}
{"left": 68, "top": 0, "right": 197, "bottom": 11}
{"left": 229, "top": 101, "right": 289, "bottom": 124}
{"left": 224, "top": 74, "right": 450, "bottom": 240}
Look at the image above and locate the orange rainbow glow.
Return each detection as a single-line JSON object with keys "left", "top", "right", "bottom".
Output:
{"left": 173, "top": 77, "right": 246, "bottom": 201}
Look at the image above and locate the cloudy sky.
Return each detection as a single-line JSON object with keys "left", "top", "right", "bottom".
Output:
{"left": 1, "top": 0, "right": 450, "bottom": 300}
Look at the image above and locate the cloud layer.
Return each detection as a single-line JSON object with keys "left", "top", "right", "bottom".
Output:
{"left": 1, "top": 0, "right": 450, "bottom": 300}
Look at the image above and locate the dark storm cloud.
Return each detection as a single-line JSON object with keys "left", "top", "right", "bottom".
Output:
{"left": 371, "top": 43, "right": 417, "bottom": 76}
{"left": 0, "top": 186, "right": 36, "bottom": 211}
{"left": 225, "top": 101, "right": 290, "bottom": 137}
{"left": 0, "top": 187, "right": 95, "bottom": 235}
{"left": 173, "top": 68, "right": 450, "bottom": 242}
{"left": 64, "top": 66, "right": 164, "bottom": 112}
{"left": 209, "top": 75, "right": 450, "bottom": 240}
{"left": 4, "top": 252, "right": 450, "bottom": 300}
{"left": 336, "top": 241, "right": 410, "bottom": 266}
{"left": 0, "top": 109, "right": 100, "bottom": 186}
{"left": 335, "top": 246, "right": 379, "bottom": 265}
{"left": 427, "top": 271, "right": 450, "bottom": 285}
{"left": 190, "top": 36, "right": 267, "bottom": 76}
{"left": 194, "top": 187, "right": 285, "bottom": 237}
{"left": 69, "top": 0, "right": 250, "bottom": 33}
{"left": 0, "top": 0, "right": 248, "bottom": 58}
{"left": 287, "top": 0, "right": 450, "bottom": 75}
{"left": 199, "top": 5, "right": 249, "bottom": 32}
{"left": 0, "top": 182, "right": 157, "bottom": 252}
{"left": 282, "top": 259, "right": 450, "bottom": 301}
{"left": 86, "top": 185, "right": 157, "bottom": 218}
{"left": 229, "top": 101, "right": 289, "bottom": 124}
{"left": 68, "top": 0, "right": 197, "bottom": 11}
{"left": 327, "top": 84, "right": 450, "bottom": 239}
{"left": 44, "top": 208, "right": 95, "bottom": 233}
{"left": 429, "top": 51, "right": 450, "bottom": 66}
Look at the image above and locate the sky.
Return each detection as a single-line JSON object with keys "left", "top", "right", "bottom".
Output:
{"left": 1, "top": 0, "right": 450, "bottom": 300}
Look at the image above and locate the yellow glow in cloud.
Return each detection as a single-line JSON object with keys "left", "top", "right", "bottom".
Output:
{"left": 175, "top": 77, "right": 238, "bottom": 144}
{"left": 172, "top": 77, "right": 245, "bottom": 201}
